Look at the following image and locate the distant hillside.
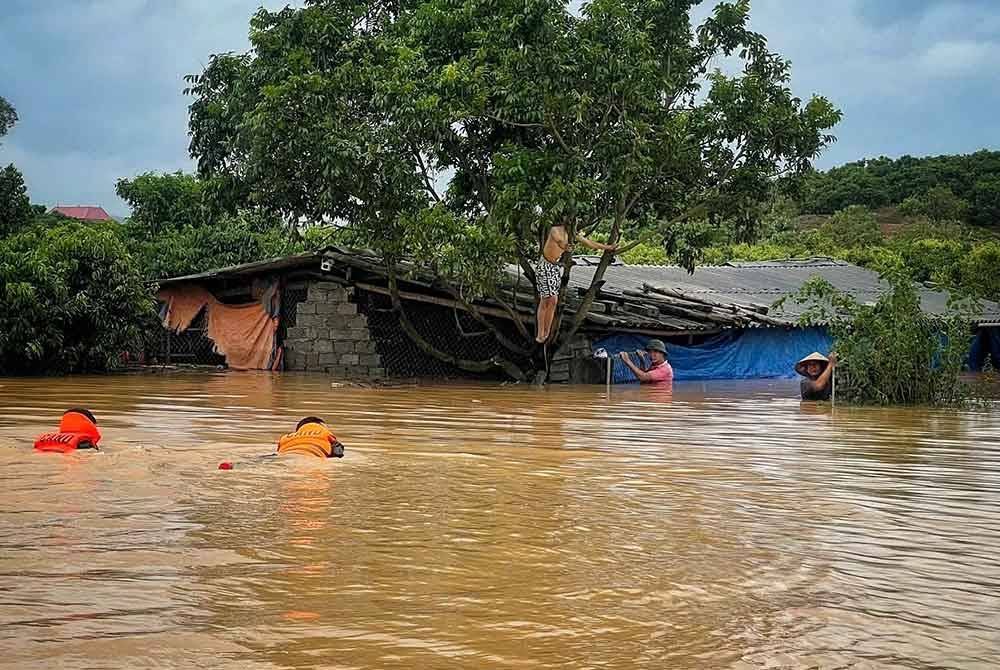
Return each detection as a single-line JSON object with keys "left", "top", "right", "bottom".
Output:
{"left": 798, "top": 150, "right": 1000, "bottom": 227}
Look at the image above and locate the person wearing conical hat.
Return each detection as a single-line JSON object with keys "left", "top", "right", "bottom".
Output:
{"left": 619, "top": 339, "right": 674, "bottom": 385}
{"left": 796, "top": 351, "right": 837, "bottom": 401}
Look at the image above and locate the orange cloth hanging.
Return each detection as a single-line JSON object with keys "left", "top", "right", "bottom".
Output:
{"left": 158, "top": 285, "right": 280, "bottom": 371}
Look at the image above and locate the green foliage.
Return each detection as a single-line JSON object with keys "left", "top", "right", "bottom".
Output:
{"left": 815, "top": 205, "right": 882, "bottom": 248}
{"left": 957, "top": 241, "right": 1000, "bottom": 301}
{"left": 185, "top": 0, "right": 840, "bottom": 308}
{"left": 0, "top": 164, "right": 33, "bottom": 236}
{"left": 115, "top": 171, "right": 302, "bottom": 279}
{"left": 127, "top": 215, "right": 302, "bottom": 280}
{"left": 116, "top": 172, "right": 207, "bottom": 233}
{"left": 620, "top": 242, "right": 669, "bottom": 265}
{"left": 696, "top": 203, "right": 1000, "bottom": 304}
{"left": 896, "top": 186, "right": 969, "bottom": 222}
{"left": 970, "top": 177, "right": 1000, "bottom": 228}
{"left": 797, "top": 150, "right": 1000, "bottom": 226}
{"left": 0, "top": 96, "right": 16, "bottom": 140}
{"left": 785, "top": 271, "right": 974, "bottom": 405}
{"left": 0, "top": 221, "right": 153, "bottom": 375}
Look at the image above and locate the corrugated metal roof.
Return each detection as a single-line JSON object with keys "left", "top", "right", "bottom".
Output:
{"left": 565, "top": 259, "right": 1000, "bottom": 324}
{"left": 158, "top": 252, "right": 1000, "bottom": 332}
{"left": 156, "top": 252, "right": 324, "bottom": 285}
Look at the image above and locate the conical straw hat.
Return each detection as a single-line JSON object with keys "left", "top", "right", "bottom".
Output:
{"left": 795, "top": 351, "right": 829, "bottom": 376}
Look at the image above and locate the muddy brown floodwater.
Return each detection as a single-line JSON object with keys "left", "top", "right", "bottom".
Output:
{"left": 1, "top": 372, "right": 999, "bottom": 669}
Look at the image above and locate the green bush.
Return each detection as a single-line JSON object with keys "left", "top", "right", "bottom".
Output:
{"left": 785, "top": 269, "right": 974, "bottom": 405}
{"left": 126, "top": 216, "right": 302, "bottom": 279}
{"left": 0, "top": 221, "right": 153, "bottom": 374}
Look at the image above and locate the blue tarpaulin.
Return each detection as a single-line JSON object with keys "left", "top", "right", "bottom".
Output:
{"left": 969, "top": 327, "right": 1000, "bottom": 371}
{"left": 594, "top": 327, "right": 833, "bottom": 383}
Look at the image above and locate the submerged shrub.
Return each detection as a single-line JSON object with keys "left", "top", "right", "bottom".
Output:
{"left": 783, "top": 268, "right": 976, "bottom": 405}
{"left": 0, "top": 221, "right": 153, "bottom": 374}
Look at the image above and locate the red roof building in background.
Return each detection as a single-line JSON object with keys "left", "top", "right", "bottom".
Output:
{"left": 50, "top": 206, "right": 114, "bottom": 221}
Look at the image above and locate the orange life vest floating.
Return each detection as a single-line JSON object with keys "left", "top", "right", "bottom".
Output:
{"left": 34, "top": 412, "right": 102, "bottom": 454}
{"left": 277, "top": 423, "right": 342, "bottom": 458}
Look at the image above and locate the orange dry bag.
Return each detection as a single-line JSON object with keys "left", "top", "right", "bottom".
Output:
{"left": 277, "top": 424, "right": 343, "bottom": 458}
{"left": 34, "top": 411, "right": 102, "bottom": 454}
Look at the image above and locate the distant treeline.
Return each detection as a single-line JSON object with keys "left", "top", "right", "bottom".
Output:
{"left": 797, "top": 150, "right": 1000, "bottom": 227}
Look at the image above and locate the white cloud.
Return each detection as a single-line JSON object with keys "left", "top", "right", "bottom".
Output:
{"left": 919, "top": 40, "right": 1000, "bottom": 77}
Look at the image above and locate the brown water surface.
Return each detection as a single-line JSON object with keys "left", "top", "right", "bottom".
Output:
{"left": 1, "top": 372, "right": 999, "bottom": 669}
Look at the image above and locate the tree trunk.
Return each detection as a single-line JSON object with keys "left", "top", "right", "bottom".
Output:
{"left": 387, "top": 269, "right": 526, "bottom": 381}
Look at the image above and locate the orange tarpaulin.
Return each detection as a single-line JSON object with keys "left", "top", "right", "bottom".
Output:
{"left": 158, "top": 285, "right": 280, "bottom": 371}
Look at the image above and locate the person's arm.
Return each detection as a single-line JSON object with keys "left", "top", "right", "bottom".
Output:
{"left": 576, "top": 233, "right": 619, "bottom": 253}
{"left": 619, "top": 351, "right": 654, "bottom": 382}
{"left": 806, "top": 353, "right": 837, "bottom": 391}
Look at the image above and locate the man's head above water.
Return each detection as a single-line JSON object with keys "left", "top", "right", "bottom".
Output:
{"left": 802, "top": 361, "right": 823, "bottom": 379}
{"left": 296, "top": 416, "right": 326, "bottom": 431}
{"left": 645, "top": 339, "right": 668, "bottom": 365}
{"left": 65, "top": 408, "right": 97, "bottom": 425}
{"left": 795, "top": 352, "right": 831, "bottom": 380}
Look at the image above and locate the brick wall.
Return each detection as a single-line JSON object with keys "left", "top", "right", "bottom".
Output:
{"left": 283, "top": 281, "right": 385, "bottom": 378}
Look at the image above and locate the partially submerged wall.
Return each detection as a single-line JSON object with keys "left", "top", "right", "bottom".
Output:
{"left": 283, "top": 281, "right": 384, "bottom": 378}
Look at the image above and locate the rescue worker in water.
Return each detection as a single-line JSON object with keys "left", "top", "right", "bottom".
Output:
{"left": 277, "top": 417, "right": 345, "bottom": 458}
{"left": 34, "top": 408, "right": 102, "bottom": 453}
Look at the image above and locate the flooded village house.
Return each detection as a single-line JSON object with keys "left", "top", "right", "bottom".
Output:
{"left": 153, "top": 249, "right": 1000, "bottom": 382}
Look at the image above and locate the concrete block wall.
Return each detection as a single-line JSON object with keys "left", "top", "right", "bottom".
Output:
{"left": 283, "top": 281, "right": 385, "bottom": 378}
{"left": 550, "top": 334, "right": 595, "bottom": 383}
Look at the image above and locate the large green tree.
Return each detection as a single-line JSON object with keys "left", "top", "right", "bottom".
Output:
{"left": 116, "top": 171, "right": 302, "bottom": 279}
{"left": 116, "top": 171, "right": 208, "bottom": 233}
{"left": 187, "top": 0, "right": 840, "bottom": 377}
{"left": 0, "top": 97, "right": 32, "bottom": 235}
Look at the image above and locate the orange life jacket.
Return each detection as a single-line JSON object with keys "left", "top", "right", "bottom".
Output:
{"left": 34, "top": 412, "right": 102, "bottom": 454}
{"left": 277, "top": 423, "right": 341, "bottom": 458}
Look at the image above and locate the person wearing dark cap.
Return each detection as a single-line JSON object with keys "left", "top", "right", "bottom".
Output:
{"left": 276, "top": 417, "right": 346, "bottom": 458}
{"left": 619, "top": 339, "right": 674, "bottom": 385}
{"left": 796, "top": 351, "right": 837, "bottom": 401}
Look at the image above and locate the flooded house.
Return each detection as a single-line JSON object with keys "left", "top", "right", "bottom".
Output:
{"left": 153, "top": 249, "right": 1000, "bottom": 383}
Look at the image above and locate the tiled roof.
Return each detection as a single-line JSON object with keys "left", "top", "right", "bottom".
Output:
{"left": 51, "top": 206, "right": 114, "bottom": 221}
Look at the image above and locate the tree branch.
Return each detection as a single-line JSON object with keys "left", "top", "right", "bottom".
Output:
{"left": 442, "top": 283, "right": 534, "bottom": 357}
{"left": 387, "top": 270, "right": 526, "bottom": 380}
{"left": 411, "top": 146, "right": 442, "bottom": 203}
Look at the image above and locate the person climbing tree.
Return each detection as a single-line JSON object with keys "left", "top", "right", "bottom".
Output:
{"left": 534, "top": 222, "right": 619, "bottom": 343}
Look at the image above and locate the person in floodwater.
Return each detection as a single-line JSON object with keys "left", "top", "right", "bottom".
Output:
{"left": 796, "top": 351, "right": 837, "bottom": 401}
{"left": 618, "top": 339, "right": 675, "bottom": 386}
{"left": 277, "top": 417, "right": 345, "bottom": 458}
{"left": 534, "top": 222, "right": 619, "bottom": 343}
{"left": 34, "top": 408, "right": 102, "bottom": 453}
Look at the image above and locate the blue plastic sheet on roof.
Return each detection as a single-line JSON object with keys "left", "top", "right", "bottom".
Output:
{"left": 969, "top": 327, "right": 1000, "bottom": 371}
{"left": 593, "top": 327, "right": 834, "bottom": 383}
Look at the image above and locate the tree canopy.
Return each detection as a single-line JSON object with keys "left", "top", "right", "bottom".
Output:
{"left": 0, "top": 164, "right": 33, "bottom": 236}
{"left": 186, "top": 0, "right": 840, "bottom": 374}
{"left": 797, "top": 150, "right": 1000, "bottom": 227}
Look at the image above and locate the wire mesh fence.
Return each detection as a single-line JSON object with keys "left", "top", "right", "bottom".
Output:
{"left": 356, "top": 289, "right": 529, "bottom": 380}
{"left": 146, "top": 309, "right": 225, "bottom": 366}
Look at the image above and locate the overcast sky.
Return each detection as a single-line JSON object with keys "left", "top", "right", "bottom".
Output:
{"left": 2, "top": 0, "right": 998, "bottom": 217}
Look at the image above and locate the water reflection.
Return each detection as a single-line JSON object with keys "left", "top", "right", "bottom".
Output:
{"left": 0, "top": 373, "right": 999, "bottom": 668}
